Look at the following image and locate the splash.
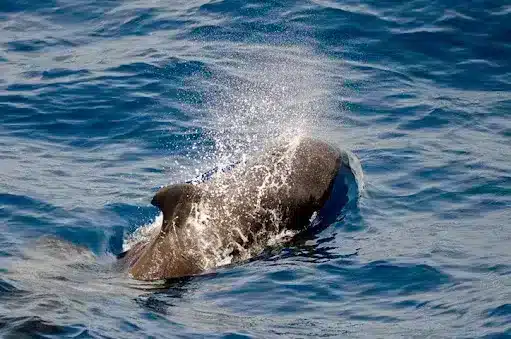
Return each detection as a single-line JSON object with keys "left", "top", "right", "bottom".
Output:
{"left": 200, "top": 44, "right": 336, "bottom": 164}
{"left": 123, "top": 214, "right": 162, "bottom": 252}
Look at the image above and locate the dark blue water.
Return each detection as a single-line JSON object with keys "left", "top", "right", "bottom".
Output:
{"left": 1, "top": 0, "right": 510, "bottom": 337}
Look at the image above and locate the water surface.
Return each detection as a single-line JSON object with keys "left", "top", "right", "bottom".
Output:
{"left": 1, "top": 0, "right": 510, "bottom": 337}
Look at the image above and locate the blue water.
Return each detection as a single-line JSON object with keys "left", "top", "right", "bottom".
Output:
{"left": 1, "top": 0, "right": 510, "bottom": 337}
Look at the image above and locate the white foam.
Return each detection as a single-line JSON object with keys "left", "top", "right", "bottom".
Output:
{"left": 345, "top": 150, "right": 366, "bottom": 195}
{"left": 122, "top": 213, "right": 162, "bottom": 252}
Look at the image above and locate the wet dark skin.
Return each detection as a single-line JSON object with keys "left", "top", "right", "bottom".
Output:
{"left": 121, "top": 138, "right": 345, "bottom": 281}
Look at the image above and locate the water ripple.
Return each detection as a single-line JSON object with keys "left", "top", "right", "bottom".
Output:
{"left": 0, "top": 0, "right": 510, "bottom": 337}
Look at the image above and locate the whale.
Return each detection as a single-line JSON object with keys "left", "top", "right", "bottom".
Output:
{"left": 120, "top": 137, "right": 358, "bottom": 281}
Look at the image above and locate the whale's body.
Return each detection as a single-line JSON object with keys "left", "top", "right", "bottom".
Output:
{"left": 122, "top": 137, "right": 356, "bottom": 281}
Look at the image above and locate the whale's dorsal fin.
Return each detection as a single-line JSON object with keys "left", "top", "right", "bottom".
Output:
{"left": 151, "top": 184, "right": 202, "bottom": 234}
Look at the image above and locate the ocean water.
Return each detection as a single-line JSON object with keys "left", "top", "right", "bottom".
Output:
{"left": 0, "top": 0, "right": 510, "bottom": 337}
